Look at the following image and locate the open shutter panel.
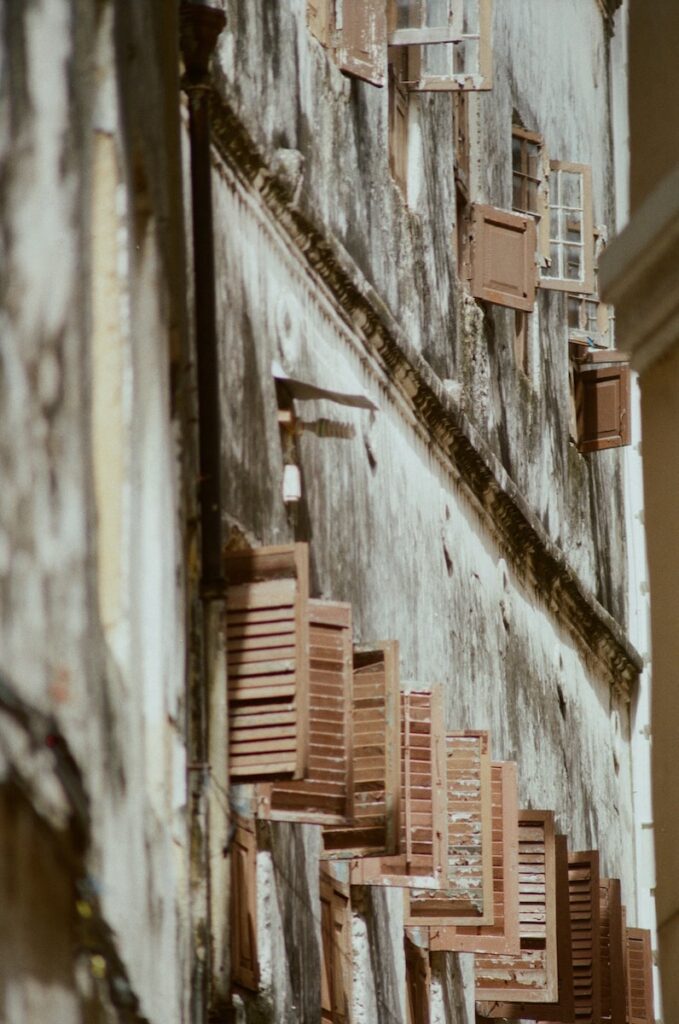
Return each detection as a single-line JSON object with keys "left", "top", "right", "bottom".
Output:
{"left": 625, "top": 928, "right": 654, "bottom": 1024}
{"left": 407, "top": 731, "right": 493, "bottom": 927}
{"left": 226, "top": 544, "right": 310, "bottom": 781}
{"left": 388, "top": 0, "right": 493, "bottom": 92}
{"left": 323, "top": 642, "right": 401, "bottom": 857}
{"left": 575, "top": 364, "right": 631, "bottom": 453}
{"left": 230, "top": 818, "right": 259, "bottom": 992}
{"left": 430, "top": 760, "right": 520, "bottom": 954}
{"left": 470, "top": 204, "right": 537, "bottom": 312}
{"left": 405, "top": 933, "right": 432, "bottom": 1024}
{"left": 568, "top": 850, "right": 601, "bottom": 1023}
{"left": 337, "top": 0, "right": 387, "bottom": 86}
{"left": 475, "top": 810, "right": 560, "bottom": 1004}
{"left": 349, "top": 687, "right": 447, "bottom": 887}
{"left": 477, "top": 833, "right": 573, "bottom": 1020}
{"left": 261, "top": 600, "right": 353, "bottom": 825}
{"left": 600, "top": 878, "right": 626, "bottom": 1024}
{"left": 320, "top": 868, "right": 351, "bottom": 1024}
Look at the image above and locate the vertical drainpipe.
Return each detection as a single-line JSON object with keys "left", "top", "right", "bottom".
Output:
{"left": 179, "top": 4, "right": 227, "bottom": 1021}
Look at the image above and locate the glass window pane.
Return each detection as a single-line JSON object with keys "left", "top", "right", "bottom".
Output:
{"left": 565, "top": 245, "right": 583, "bottom": 281}
{"left": 526, "top": 179, "right": 538, "bottom": 214}
{"left": 512, "top": 136, "right": 522, "bottom": 173}
{"left": 568, "top": 296, "right": 581, "bottom": 329}
{"left": 513, "top": 175, "right": 524, "bottom": 211}
{"left": 564, "top": 210, "right": 583, "bottom": 242}
{"left": 526, "top": 143, "right": 540, "bottom": 179}
{"left": 463, "top": 0, "right": 480, "bottom": 35}
{"left": 561, "top": 171, "right": 582, "bottom": 209}
{"left": 545, "top": 242, "right": 561, "bottom": 278}
{"left": 550, "top": 208, "right": 561, "bottom": 239}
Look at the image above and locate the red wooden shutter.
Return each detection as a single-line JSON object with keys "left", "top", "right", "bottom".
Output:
{"left": 323, "top": 642, "right": 401, "bottom": 857}
{"left": 470, "top": 204, "right": 537, "bottom": 311}
{"left": 320, "top": 868, "right": 352, "bottom": 1023}
{"left": 575, "top": 364, "right": 631, "bottom": 453}
{"left": 337, "top": 0, "right": 386, "bottom": 86}
{"left": 600, "top": 878, "right": 626, "bottom": 1024}
{"left": 477, "top": 833, "right": 573, "bottom": 1019}
{"left": 226, "top": 544, "right": 310, "bottom": 781}
{"left": 261, "top": 600, "right": 353, "bottom": 825}
{"left": 349, "top": 688, "right": 447, "bottom": 886}
{"left": 475, "top": 810, "right": 560, "bottom": 1004}
{"left": 430, "top": 760, "right": 520, "bottom": 954}
{"left": 405, "top": 932, "right": 431, "bottom": 1024}
{"left": 230, "top": 817, "right": 259, "bottom": 991}
{"left": 568, "top": 850, "right": 601, "bottom": 1023}
{"left": 407, "top": 731, "right": 493, "bottom": 927}
{"left": 625, "top": 928, "right": 654, "bottom": 1024}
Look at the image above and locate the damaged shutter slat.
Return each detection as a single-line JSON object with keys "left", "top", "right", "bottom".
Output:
{"left": 337, "top": 0, "right": 387, "bottom": 86}
{"left": 349, "top": 687, "right": 447, "bottom": 886}
{"left": 407, "top": 731, "right": 494, "bottom": 927}
{"left": 430, "top": 760, "right": 520, "bottom": 953}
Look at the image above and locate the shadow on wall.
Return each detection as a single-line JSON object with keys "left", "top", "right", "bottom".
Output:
{"left": 269, "top": 821, "right": 322, "bottom": 1024}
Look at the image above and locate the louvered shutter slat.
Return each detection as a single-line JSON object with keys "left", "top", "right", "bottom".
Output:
{"left": 260, "top": 601, "right": 353, "bottom": 824}
{"left": 407, "top": 731, "right": 493, "bottom": 926}
{"left": 625, "top": 928, "right": 654, "bottom": 1024}
{"left": 600, "top": 878, "right": 626, "bottom": 1024}
{"left": 323, "top": 642, "right": 401, "bottom": 857}
{"left": 349, "top": 688, "right": 447, "bottom": 887}
{"left": 430, "top": 761, "right": 520, "bottom": 954}
{"left": 226, "top": 545, "right": 310, "bottom": 781}
{"left": 475, "top": 812, "right": 562, "bottom": 1006}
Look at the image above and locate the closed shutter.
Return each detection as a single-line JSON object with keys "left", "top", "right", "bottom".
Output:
{"left": 230, "top": 817, "right": 259, "bottom": 991}
{"left": 226, "top": 544, "right": 310, "bottom": 781}
{"left": 349, "top": 688, "right": 447, "bottom": 886}
{"left": 430, "top": 760, "right": 520, "bottom": 953}
{"left": 320, "top": 868, "right": 351, "bottom": 1023}
{"left": 477, "top": 833, "right": 573, "bottom": 1019}
{"left": 407, "top": 731, "right": 493, "bottom": 926}
{"left": 470, "top": 205, "right": 537, "bottom": 311}
{"left": 600, "top": 878, "right": 626, "bottom": 1024}
{"left": 405, "top": 932, "right": 431, "bottom": 1024}
{"left": 337, "top": 0, "right": 387, "bottom": 86}
{"left": 625, "top": 928, "right": 654, "bottom": 1024}
{"left": 261, "top": 600, "right": 353, "bottom": 825}
{"left": 575, "top": 364, "right": 631, "bottom": 453}
{"left": 475, "top": 810, "right": 560, "bottom": 1004}
{"left": 323, "top": 642, "right": 401, "bottom": 857}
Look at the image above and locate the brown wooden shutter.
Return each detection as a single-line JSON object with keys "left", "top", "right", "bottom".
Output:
{"left": 575, "top": 363, "right": 631, "bottom": 453}
{"left": 600, "top": 878, "right": 626, "bottom": 1024}
{"left": 470, "top": 204, "right": 537, "bottom": 311}
{"left": 337, "top": 0, "right": 386, "bottom": 86}
{"left": 625, "top": 928, "right": 654, "bottom": 1024}
{"left": 230, "top": 817, "right": 259, "bottom": 992}
{"left": 226, "top": 544, "right": 310, "bottom": 781}
{"left": 260, "top": 600, "right": 353, "bottom": 825}
{"left": 320, "top": 868, "right": 352, "bottom": 1023}
{"left": 475, "top": 810, "right": 560, "bottom": 1004}
{"left": 430, "top": 761, "right": 520, "bottom": 954}
{"left": 323, "top": 642, "right": 401, "bottom": 857}
{"left": 407, "top": 731, "right": 494, "bottom": 927}
{"left": 405, "top": 932, "right": 431, "bottom": 1024}
{"left": 349, "top": 688, "right": 447, "bottom": 886}
{"left": 477, "top": 833, "right": 573, "bottom": 1019}
{"left": 568, "top": 850, "right": 601, "bottom": 1023}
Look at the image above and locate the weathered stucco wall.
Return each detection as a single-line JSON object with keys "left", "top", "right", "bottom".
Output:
{"left": 211, "top": 147, "right": 635, "bottom": 1021}
{"left": 0, "top": 2, "right": 191, "bottom": 1021}
{"left": 214, "top": 0, "right": 629, "bottom": 624}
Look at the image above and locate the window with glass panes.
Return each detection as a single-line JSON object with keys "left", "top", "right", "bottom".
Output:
{"left": 542, "top": 162, "right": 593, "bottom": 292}
{"left": 512, "top": 128, "right": 541, "bottom": 217}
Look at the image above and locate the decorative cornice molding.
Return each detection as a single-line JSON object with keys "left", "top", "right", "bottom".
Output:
{"left": 207, "top": 85, "right": 642, "bottom": 699}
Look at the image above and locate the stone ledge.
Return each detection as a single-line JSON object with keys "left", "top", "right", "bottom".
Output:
{"left": 207, "top": 84, "right": 642, "bottom": 699}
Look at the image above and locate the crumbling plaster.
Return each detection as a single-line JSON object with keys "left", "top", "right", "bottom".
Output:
{"left": 214, "top": 0, "right": 629, "bottom": 624}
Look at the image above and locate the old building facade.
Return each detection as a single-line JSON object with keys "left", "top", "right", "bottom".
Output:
{"left": 0, "top": 1, "right": 659, "bottom": 1023}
